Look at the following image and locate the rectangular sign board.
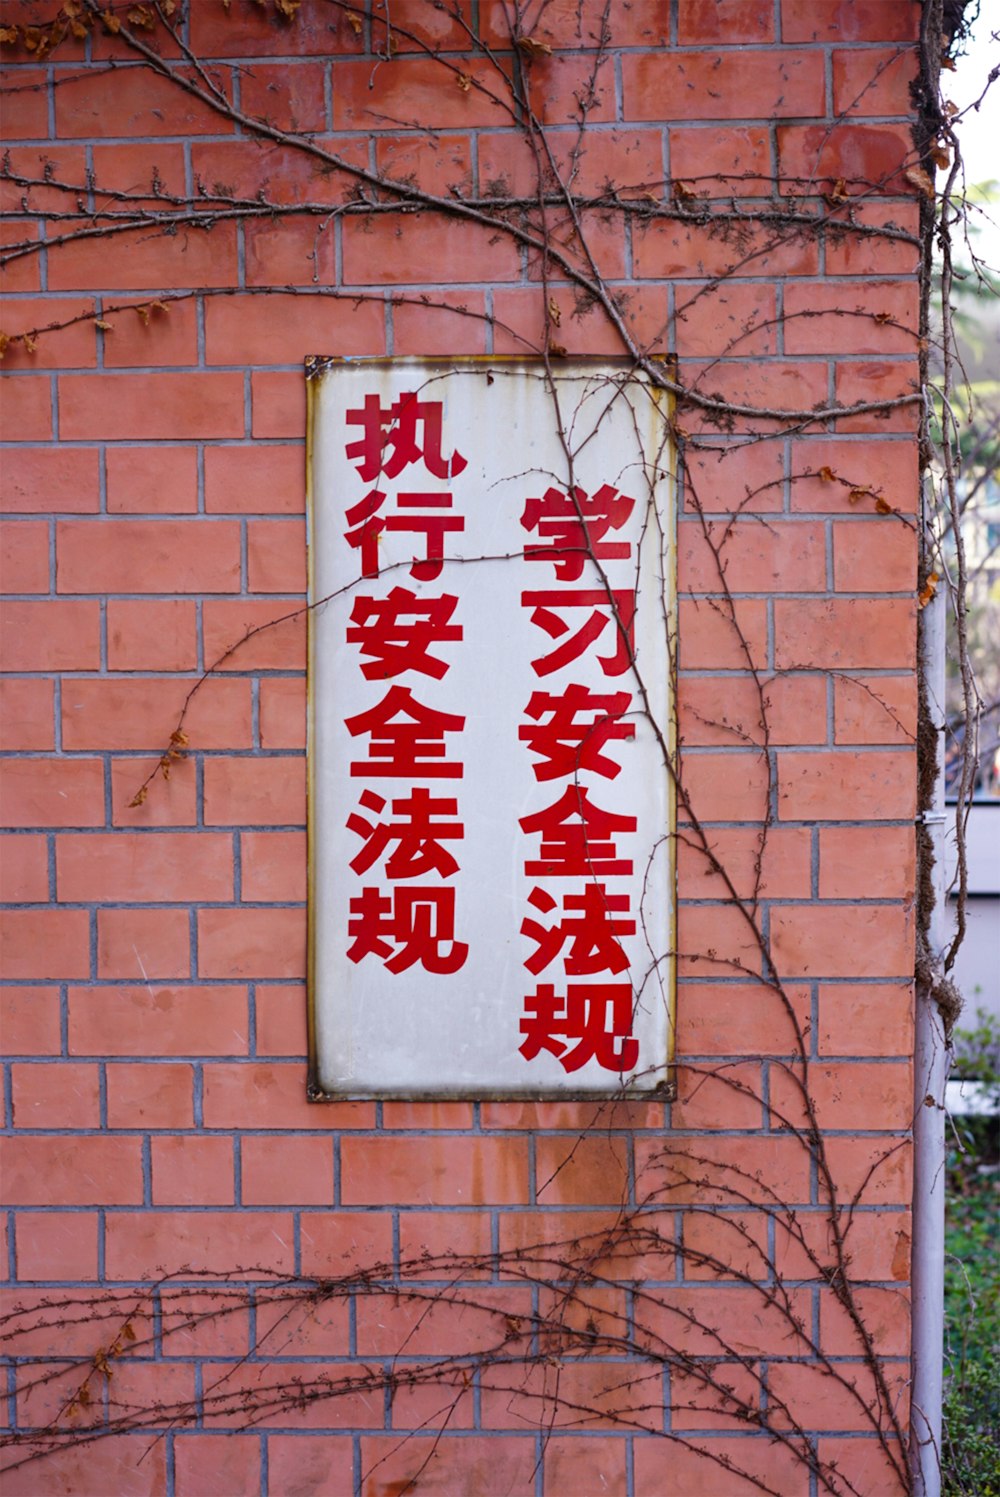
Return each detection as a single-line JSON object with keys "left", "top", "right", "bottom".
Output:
{"left": 307, "top": 359, "right": 675, "bottom": 1098}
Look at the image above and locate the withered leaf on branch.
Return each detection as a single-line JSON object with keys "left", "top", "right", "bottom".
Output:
{"left": 918, "top": 571, "right": 940, "bottom": 607}
{"left": 100, "top": 10, "right": 121, "bottom": 35}
{"left": 817, "top": 465, "right": 836, "bottom": 482}
{"left": 345, "top": 9, "right": 363, "bottom": 34}
{"left": 456, "top": 73, "right": 472, "bottom": 92}
{"left": 517, "top": 35, "right": 553, "bottom": 59}
{"left": 874, "top": 496, "right": 893, "bottom": 514}
{"left": 905, "top": 166, "right": 936, "bottom": 199}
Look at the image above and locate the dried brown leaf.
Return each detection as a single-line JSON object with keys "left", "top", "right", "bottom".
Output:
{"left": 0, "top": 24, "right": 18, "bottom": 44}
{"left": 456, "top": 72, "right": 472, "bottom": 92}
{"left": 517, "top": 35, "right": 553, "bottom": 58}
{"left": 904, "top": 166, "right": 935, "bottom": 199}
{"left": 94, "top": 319, "right": 113, "bottom": 332}
{"left": 100, "top": 10, "right": 121, "bottom": 34}
{"left": 918, "top": 571, "right": 940, "bottom": 607}
{"left": 128, "top": 787, "right": 148, "bottom": 808}
{"left": 345, "top": 9, "right": 363, "bottom": 34}
{"left": 817, "top": 465, "right": 836, "bottom": 482}
{"left": 547, "top": 298, "right": 562, "bottom": 327}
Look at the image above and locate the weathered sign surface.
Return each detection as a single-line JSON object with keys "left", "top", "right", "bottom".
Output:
{"left": 307, "top": 360, "right": 675, "bottom": 1097}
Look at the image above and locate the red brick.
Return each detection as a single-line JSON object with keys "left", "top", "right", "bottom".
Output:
{"left": 58, "top": 374, "right": 245, "bottom": 440}
{"left": 822, "top": 1138, "right": 912, "bottom": 1209}
{"left": 0, "top": 908, "right": 90, "bottom": 978}
{"left": 497, "top": 1208, "right": 675, "bottom": 1282}
{"left": 0, "top": 144, "right": 87, "bottom": 215}
{"left": 158, "top": 1285, "right": 250, "bottom": 1358}
{"left": 778, "top": 748, "right": 914, "bottom": 820}
{"left": 817, "top": 982, "right": 913, "bottom": 1057}
{"left": 774, "top": 599, "right": 915, "bottom": 669}
{"left": 189, "top": 0, "right": 364, "bottom": 57}
{"left": 769, "top": 1359, "right": 909, "bottom": 1436}
{"left": 0, "top": 1437, "right": 165, "bottom": 1497}
{"left": 678, "top": 0, "right": 775, "bottom": 42}
{"left": 202, "top": 599, "right": 306, "bottom": 671}
{"left": 356, "top": 1286, "right": 532, "bottom": 1359}
{"left": 782, "top": 0, "right": 920, "bottom": 42}
{"left": 833, "top": 518, "right": 916, "bottom": 591}
{"left": 205, "top": 444, "right": 304, "bottom": 515}
{"left": 835, "top": 358, "right": 921, "bottom": 433}
{"left": 55, "top": 64, "right": 233, "bottom": 137}
{"left": 198, "top": 907, "right": 306, "bottom": 979}
{"left": 201, "top": 1060, "right": 370, "bottom": 1129}
{"left": 101, "top": 297, "right": 199, "bottom": 368}
{"left": 774, "top": 1205, "right": 911, "bottom": 1282}
{"left": 97, "top": 907, "right": 191, "bottom": 980}
{"left": 252, "top": 370, "right": 305, "bottom": 437}
{"left": 784, "top": 281, "right": 918, "bottom": 355}
{"left": 247, "top": 518, "right": 306, "bottom": 592}
{"left": 173, "top": 1435, "right": 261, "bottom": 1497}
{"left": 491, "top": 286, "right": 668, "bottom": 357}
{"left": 771, "top": 904, "right": 914, "bottom": 979}
{"left": 397, "top": 1211, "right": 493, "bottom": 1275}
{"left": 0, "top": 833, "right": 48, "bottom": 901}
{"left": 478, "top": 126, "right": 663, "bottom": 200}
{"left": 241, "top": 831, "right": 306, "bottom": 901}
{"left": 334, "top": 57, "right": 513, "bottom": 131}
{"left": 820, "top": 825, "right": 915, "bottom": 898}
{"left": 0, "top": 64, "right": 48, "bottom": 137}
{"left": 205, "top": 291, "right": 384, "bottom": 365}
{"left": 672, "top": 1061, "right": 764, "bottom": 1130}
{"left": 624, "top": 50, "right": 823, "bottom": 121}
{"left": 241, "top": 59, "right": 327, "bottom": 131}
{"left": 57, "top": 518, "right": 240, "bottom": 593}
{"left": 111, "top": 756, "right": 198, "bottom": 828}
{"left": 15, "top": 1211, "right": 100, "bottom": 1282}
{"left": 0, "top": 221, "right": 41, "bottom": 293}
{"left": 151, "top": 1135, "right": 235, "bottom": 1205}
{"left": 635, "top": 1134, "right": 811, "bottom": 1205}
{"left": 244, "top": 215, "right": 335, "bottom": 287}
{"left": 266, "top": 1437, "right": 354, "bottom": 1497}
{"left": 679, "top": 518, "right": 825, "bottom": 593}
{"left": 480, "top": 1357, "right": 663, "bottom": 1433}
{"left": 259, "top": 676, "right": 307, "bottom": 749}
{"left": 675, "top": 982, "right": 811, "bottom": 1058}
{"left": 681, "top": 359, "right": 830, "bottom": 432}
{"left": 299, "top": 1213, "right": 395, "bottom": 1278}
{"left": 49, "top": 221, "right": 240, "bottom": 293}
{"left": 57, "top": 831, "right": 233, "bottom": 904}
{"left": 342, "top": 1136, "right": 530, "bottom": 1206}
{"left": 106, "top": 446, "right": 198, "bottom": 514}
{"left": 0, "top": 377, "right": 50, "bottom": 440}
{"left": 104, "top": 1210, "right": 295, "bottom": 1279}
{"left": 254, "top": 982, "right": 308, "bottom": 1056}
{"left": 678, "top": 597, "right": 768, "bottom": 670}
{"left": 69, "top": 985, "right": 248, "bottom": 1058}
{"left": 1, "top": 1136, "right": 142, "bottom": 1205}
{"left": 343, "top": 212, "right": 522, "bottom": 287}
{"left": 62, "top": 676, "right": 253, "bottom": 750}
{"left": 680, "top": 749, "right": 771, "bottom": 822}
{"left": 675, "top": 282, "right": 777, "bottom": 357}
{"left": 637, "top": 1284, "right": 811, "bottom": 1357}
{"left": 778, "top": 122, "right": 913, "bottom": 194}
{"left": 670, "top": 1361, "right": 763, "bottom": 1430}
{"left": 1, "top": 297, "right": 96, "bottom": 369}
{"left": 678, "top": 674, "right": 827, "bottom": 749}
{"left": 634, "top": 216, "right": 819, "bottom": 281}
{"left": 0, "top": 678, "right": 54, "bottom": 750}
{"left": 544, "top": 1439, "right": 628, "bottom": 1496}
{"left": 0, "top": 987, "right": 61, "bottom": 1056}
{"left": 834, "top": 674, "right": 916, "bottom": 745}
{"left": 242, "top": 1135, "right": 334, "bottom": 1205}
{"left": 107, "top": 598, "right": 199, "bottom": 672}
{"left": 817, "top": 1437, "right": 909, "bottom": 1497}
{"left": 481, "top": 0, "right": 668, "bottom": 47}
{"left": 11, "top": 1061, "right": 100, "bottom": 1128}
{"left": 834, "top": 45, "right": 920, "bottom": 118}
{"left": 677, "top": 901, "right": 764, "bottom": 978}
{"left": 535, "top": 1135, "right": 629, "bottom": 1205}
{"left": 204, "top": 756, "right": 305, "bottom": 827}
{"left": 481, "top": 1098, "right": 660, "bottom": 1131}
{"left": 90, "top": 141, "right": 188, "bottom": 200}
{"left": 771, "top": 1060, "right": 912, "bottom": 1133}
{"left": 360, "top": 1437, "right": 536, "bottom": 1497}
{"left": 106, "top": 1062, "right": 194, "bottom": 1129}
{"left": 681, "top": 1209, "right": 771, "bottom": 1281}
{"left": 670, "top": 124, "right": 773, "bottom": 197}
{"left": 0, "top": 599, "right": 100, "bottom": 670}
{"left": 1, "top": 518, "right": 49, "bottom": 592}
{"left": 825, "top": 203, "right": 921, "bottom": 276}
{"left": 821, "top": 1283, "right": 910, "bottom": 1355}
{"left": 1, "top": 445, "right": 99, "bottom": 513}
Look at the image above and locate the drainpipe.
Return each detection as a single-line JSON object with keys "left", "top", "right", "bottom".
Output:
{"left": 909, "top": 576, "right": 950, "bottom": 1497}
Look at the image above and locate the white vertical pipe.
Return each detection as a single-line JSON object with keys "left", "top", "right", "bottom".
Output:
{"left": 909, "top": 578, "right": 950, "bottom": 1497}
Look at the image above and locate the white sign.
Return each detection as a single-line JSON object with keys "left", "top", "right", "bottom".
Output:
{"left": 307, "top": 360, "right": 675, "bottom": 1098}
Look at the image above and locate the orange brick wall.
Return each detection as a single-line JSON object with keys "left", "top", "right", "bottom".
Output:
{"left": 1, "top": 2, "right": 925, "bottom": 1492}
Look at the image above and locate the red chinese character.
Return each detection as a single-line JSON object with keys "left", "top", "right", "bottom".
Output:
{"left": 345, "top": 392, "right": 468, "bottom": 482}
{"left": 386, "top": 492, "right": 464, "bottom": 581}
{"left": 521, "top": 483, "right": 634, "bottom": 581}
{"left": 346, "top": 685, "right": 465, "bottom": 778}
{"left": 519, "top": 785, "right": 636, "bottom": 877}
{"left": 347, "top": 787, "right": 464, "bottom": 880}
{"left": 521, "top": 883, "right": 635, "bottom": 976}
{"left": 347, "top": 885, "right": 468, "bottom": 973}
{"left": 347, "top": 588, "right": 462, "bottom": 681}
{"left": 519, "top": 982, "right": 639, "bottom": 1072}
{"left": 344, "top": 489, "right": 387, "bottom": 578}
{"left": 519, "top": 684, "right": 635, "bottom": 781}
{"left": 522, "top": 588, "right": 636, "bottom": 678}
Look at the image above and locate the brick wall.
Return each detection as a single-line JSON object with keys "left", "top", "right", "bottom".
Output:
{"left": 1, "top": 2, "right": 925, "bottom": 1492}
